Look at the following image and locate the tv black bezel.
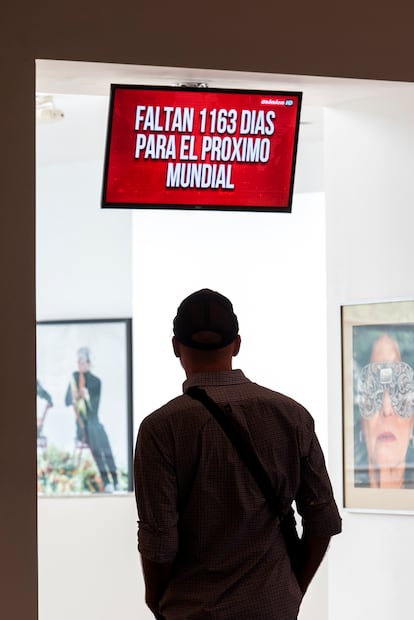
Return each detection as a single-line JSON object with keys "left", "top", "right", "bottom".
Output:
{"left": 101, "top": 83, "right": 302, "bottom": 213}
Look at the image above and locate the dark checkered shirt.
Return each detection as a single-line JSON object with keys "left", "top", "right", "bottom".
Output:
{"left": 135, "top": 370, "right": 341, "bottom": 620}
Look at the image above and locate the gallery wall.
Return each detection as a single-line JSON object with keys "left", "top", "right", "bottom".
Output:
{"left": 36, "top": 81, "right": 414, "bottom": 620}
{"left": 36, "top": 94, "right": 329, "bottom": 619}
{"left": 325, "top": 91, "right": 414, "bottom": 620}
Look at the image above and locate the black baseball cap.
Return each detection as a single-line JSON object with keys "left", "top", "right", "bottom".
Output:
{"left": 173, "top": 289, "right": 239, "bottom": 350}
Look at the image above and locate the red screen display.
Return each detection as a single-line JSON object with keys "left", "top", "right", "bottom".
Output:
{"left": 102, "top": 85, "right": 302, "bottom": 212}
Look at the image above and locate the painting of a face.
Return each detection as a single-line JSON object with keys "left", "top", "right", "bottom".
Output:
{"left": 360, "top": 335, "right": 414, "bottom": 483}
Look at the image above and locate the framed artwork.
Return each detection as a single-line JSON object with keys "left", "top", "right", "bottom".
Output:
{"left": 342, "top": 300, "right": 414, "bottom": 512}
{"left": 36, "top": 318, "right": 133, "bottom": 496}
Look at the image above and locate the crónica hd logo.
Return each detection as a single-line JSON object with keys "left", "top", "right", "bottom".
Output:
{"left": 261, "top": 98, "right": 295, "bottom": 106}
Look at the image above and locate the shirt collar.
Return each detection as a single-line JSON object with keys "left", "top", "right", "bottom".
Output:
{"left": 183, "top": 369, "right": 249, "bottom": 392}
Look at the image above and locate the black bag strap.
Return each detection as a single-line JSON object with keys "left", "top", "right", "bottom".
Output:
{"left": 186, "top": 385, "right": 284, "bottom": 519}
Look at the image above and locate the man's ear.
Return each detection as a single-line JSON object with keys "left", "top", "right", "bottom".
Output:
{"left": 172, "top": 336, "right": 181, "bottom": 358}
{"left": 232, "top": 335, "right": 241, "bottom": 357}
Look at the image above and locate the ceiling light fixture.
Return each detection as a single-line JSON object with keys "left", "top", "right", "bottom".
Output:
{"left": 36, "top": 95, "right": 64, "bottom": 123}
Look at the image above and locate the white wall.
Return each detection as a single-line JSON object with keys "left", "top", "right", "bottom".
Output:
{"left": 131, "top": 197, "right": 329, "bottom": 620}
{"left": 38, "top": 83, "right": 414, "bottom": 620}
{"left": 325, "top": 90, "right": 414, "bottom": 620}
{"left": 131, "top": 200, "right": 328, "bottom": 446}
{"left": 36, "top": 156, "right": 141, "bottom": 619}
{"left": 36, "top": 94, "right": 330, "bottom": 618}
{"left": 36, "top": 167, "right": 132, "bottom": 319}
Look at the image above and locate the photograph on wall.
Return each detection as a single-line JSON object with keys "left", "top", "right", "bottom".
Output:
{"left": 342, "top": 300, "right": 414, "bottom": 511}
{"left": 36, "top": 319, "right": 133, "bottom": 495}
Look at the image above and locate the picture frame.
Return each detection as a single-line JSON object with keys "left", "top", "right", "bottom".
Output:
{"left": 341, "top": 300, "right": 414, "bottom": 512}
{"left": 36, "top": 318, "right": 133, "bottom": 496}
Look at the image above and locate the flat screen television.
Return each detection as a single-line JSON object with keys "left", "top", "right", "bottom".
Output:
{"left": 102, "top": 84, "right": 302, "bottom": 212}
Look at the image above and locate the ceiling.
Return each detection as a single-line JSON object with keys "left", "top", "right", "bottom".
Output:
{"left": 36, "top": 59, "right": 414, "bottom": 104}
{"left": 35, "top": 60, "right": 414, "bottom": 189}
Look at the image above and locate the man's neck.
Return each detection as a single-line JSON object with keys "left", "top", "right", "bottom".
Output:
{"left": 185, "top": 362, "right": 233, "bottom": 378}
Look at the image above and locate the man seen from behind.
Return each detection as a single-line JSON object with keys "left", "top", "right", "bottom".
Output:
{"left": 134, "top": 289, "right": 341, "bottom": 620}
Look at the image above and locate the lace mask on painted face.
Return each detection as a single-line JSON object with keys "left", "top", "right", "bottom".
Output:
{"left": 357, "top": 361, "right": 414, "bottom": 419}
